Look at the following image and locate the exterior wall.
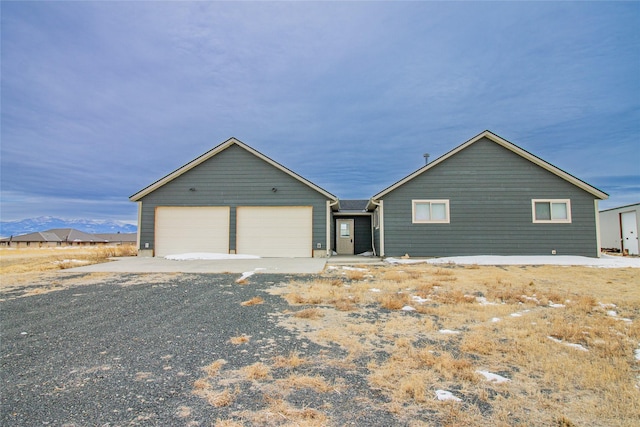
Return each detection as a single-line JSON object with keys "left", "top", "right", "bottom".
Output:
{"left": 138, "top": 144, "right": 329, "bottom": 255}
{"left": 381, "top": 137, "right": 600, "bottom": 257}
{"left": 599, "top": 204, "right": 640, "bottom": 252}
{"left": 0, "top": 241, "right": 61, "bottom": 248}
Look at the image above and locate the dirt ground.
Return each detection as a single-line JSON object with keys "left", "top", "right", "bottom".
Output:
{"left": 1, "top": 249, "right": 639, "bottom": 426}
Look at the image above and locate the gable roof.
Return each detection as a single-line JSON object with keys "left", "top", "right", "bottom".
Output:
{"left": 338, "top": 199, "right": 369, "bottom": 212}
{"left": 129, "top": 137, "right": 338, "bottom": 202}
{"left": 599, "top": 202, "right": 640, "bottom": 213}
{"left": 48, "top": 228, "right": 108, "bottom": 243}
{"left": 369, "top": 130, "right": 608, "bottom": 206}
{"left": 3, "top": 231, "right": 63, "bottom": 242}
{"left": 0, "top": 229, "right": 135, "bottom": 243}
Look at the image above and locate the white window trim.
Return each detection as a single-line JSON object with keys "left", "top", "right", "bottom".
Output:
{"left": 412, "top": 199, "right": 450, "bottom": 224}
{"left": 532, "top": 199, "right": 572, "bottom": 223}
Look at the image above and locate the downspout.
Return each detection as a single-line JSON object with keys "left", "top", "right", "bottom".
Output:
{"left": 594, "top": 199, "right": 602, "bottom": 258}
{"left": 370, "top": 212, "right": 376, "bottom": 257}
{"left": 369, "top": 199, "right": 384, "bottom": 257}
{"left": 326, "top": 199, "right": 339, "bottom": 257}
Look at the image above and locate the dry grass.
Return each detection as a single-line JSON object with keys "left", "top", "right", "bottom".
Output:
{"left": 277, "top": 374, "right": 333, "bottom": 393}
{"left": 266, "top": 263, "right": 640, "bottom": 426}
{"left": 272, "top": 351, "right": 306, "bottom": 369}
{"left": 292, "top": 307, "right": 324, "bottom": 319}
{"left": 203, "top": 359, "right": 227, "bottom": 377}
{"left": 200, "top": 387, "right": 237, "bottom": 407}
{"left": 0, "top": 246, "right": 137, "bottom": 275}
{"left": 242, "top": 362, "right": 271, "bottom": 380}
{"left": 240, "top": 296, "right": 264, "bottom": 306}
{"left": 229, "top": 335, "right": 251, "bottom": 345}
{"left": 214, "top": 419, "right": 245, "bottom": 427}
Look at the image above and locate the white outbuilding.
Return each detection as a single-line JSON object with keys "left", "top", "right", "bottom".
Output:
{"left": 600, "top": 203, "right": 640, "bottom": 255}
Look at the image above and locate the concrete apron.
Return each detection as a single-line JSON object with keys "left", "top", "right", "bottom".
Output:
{"left": 65, "top": 256, "right": 328, "bottom": 274}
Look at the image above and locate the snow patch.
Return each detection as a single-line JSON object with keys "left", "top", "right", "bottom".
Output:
{"left": 52, "top": 259, "right": 90, "bottom": 265}
{"left": 165, "top": 253, "right": 260, "bottom": 260}
{"left": 435, "top": 390, "right": 461, "bottom": 402}
{"left": 476, "top": 296, "right": 497, "bottom": 306}
{"left": 548, "top": 301, "right": 566, "bottom": 308}
{"left": 476, "top": 370, "right": 510, "bottom": 383}
{"left": 547, "top": 336, "right": 588, "bottom": 352}
{"left": 401, "top": 306, "right": 416, "bottom": 311}
{"left": 385, "top": 254, "right": 640, "bottom": 268}
{"left": 342, "top": 266, "right": 368, "bottom": 272}
{"left": 439, "top": 329, "right": 461, "bottom": 335}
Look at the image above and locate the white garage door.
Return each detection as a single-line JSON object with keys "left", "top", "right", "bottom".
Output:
{"left": 155, "top": 207, "right": 230, "bottom": 257}
{"left": 236, "top": 206, "right": 312, "bottom": 257}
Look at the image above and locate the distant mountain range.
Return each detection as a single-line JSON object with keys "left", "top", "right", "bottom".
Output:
{"left": 0, "top": 216, "right": 137, "bottom": 238}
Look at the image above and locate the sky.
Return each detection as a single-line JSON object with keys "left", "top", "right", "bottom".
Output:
{"left": 1, "top": 1, "right": 639, "bottom": 223}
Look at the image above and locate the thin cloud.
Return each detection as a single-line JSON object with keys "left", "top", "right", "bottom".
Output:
{"left": 1, "top": 1, "right": 638, "bottom": 220}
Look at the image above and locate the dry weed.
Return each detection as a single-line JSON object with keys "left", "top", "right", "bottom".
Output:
{"left": 214, "top": 419, "right": 244, "bottom": 427}
{"left": 229, "top": 335, "right": 251, "bottom": 345}
{"left": 379, "top": 292, "right": 410, "bottom": 310}
{"left": 203, "top": 359, "right": 227, "bottom": 377}
{"left": 242, "top": 362, "right": 270, "bottom": 380}
{"left": 240, "top": 296, "right": 264, "bottom": 306}
{"left": 201, "top": 387, "right": 236, "bottom": 407}
{"left": 293, "top": 308, "right": 324, "bottom": 319}
{"left": 272, "top": 351, "right": 306, "bottom": 369}
{"left": 345, "top": 270, "right": 366, "bottom": 280}
{"left": 279, "top": 374, "right": 333, "bottom": 393}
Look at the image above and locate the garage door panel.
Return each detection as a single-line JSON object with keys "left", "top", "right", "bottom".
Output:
{"left": 155, "top": 207, "right": 229, "bottom": 257}
{"left": 237, "top": 206, "right": 312, "bottom": 257}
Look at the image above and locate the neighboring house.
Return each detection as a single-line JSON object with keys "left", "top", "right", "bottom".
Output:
{"left": 129, "top": 138, "right": 339, "bottom": 257}
{"left": 0, "top": 231, "right": 63, "bottom": 248}
{"left": 599, "top": 203, "right": 640, "bottom": 255}
{"left": 130, "top": 131, "right": 608, "bottom": 258}
{"left": 94, "top": 233, "right": 138, "bottom": 246}
{"left": 0, "top": 229, "right": 136, "bottom": 248}
{"left": 367, "top": 130, "right": 608, "bottom": 258}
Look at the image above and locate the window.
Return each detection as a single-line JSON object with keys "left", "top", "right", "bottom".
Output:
{"left": 339, "top": 222, "right": 351, "bottom": 237}
{"left": 532, "top": 199, "right": 571, "bottom": 223}
{"left": 412, "top": 200, "right": 450, "bottom": 223}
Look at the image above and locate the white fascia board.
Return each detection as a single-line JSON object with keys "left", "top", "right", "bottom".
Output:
{"left": 370, "top": 130, "right": 609, "bottom": 201}
{"left": 130, "top": 137, "right": 338, "bottom": 202}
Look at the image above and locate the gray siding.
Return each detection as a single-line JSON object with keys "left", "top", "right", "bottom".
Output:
{"left": 138, "top": 144, "right": 330, "bottom": 254}
{"left": 381, "top": 137, "right": 600, "bottom": 257}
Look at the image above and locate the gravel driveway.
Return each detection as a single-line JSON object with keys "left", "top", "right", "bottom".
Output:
{"left": 1, "top": 273, "right": 397, "bottom": 426}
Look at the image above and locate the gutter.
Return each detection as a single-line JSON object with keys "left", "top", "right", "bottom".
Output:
{"left": 326, "top": 199, "right": 340, "bottom": 257}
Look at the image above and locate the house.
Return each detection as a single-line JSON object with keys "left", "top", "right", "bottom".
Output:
{"left": 130, "top": 131, "right": 608, "bottom": 258}
{"left": 599, "top": 203, "right": 639, "bottom": 255}
{"left": 0, "top": 229, "right": 136, "bottom": 248}
{"left": 94, "top": 233, "right": 138, "bottom": 246}
{"left": 367, "top": 130, "right": 608, "bottom": 258}
{"left": 129, "top": 138, "right": 339, "bottom": 257}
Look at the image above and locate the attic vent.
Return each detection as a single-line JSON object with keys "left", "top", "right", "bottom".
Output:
{"left": 423, "top": 153, "right": 430, "bottom": 165}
